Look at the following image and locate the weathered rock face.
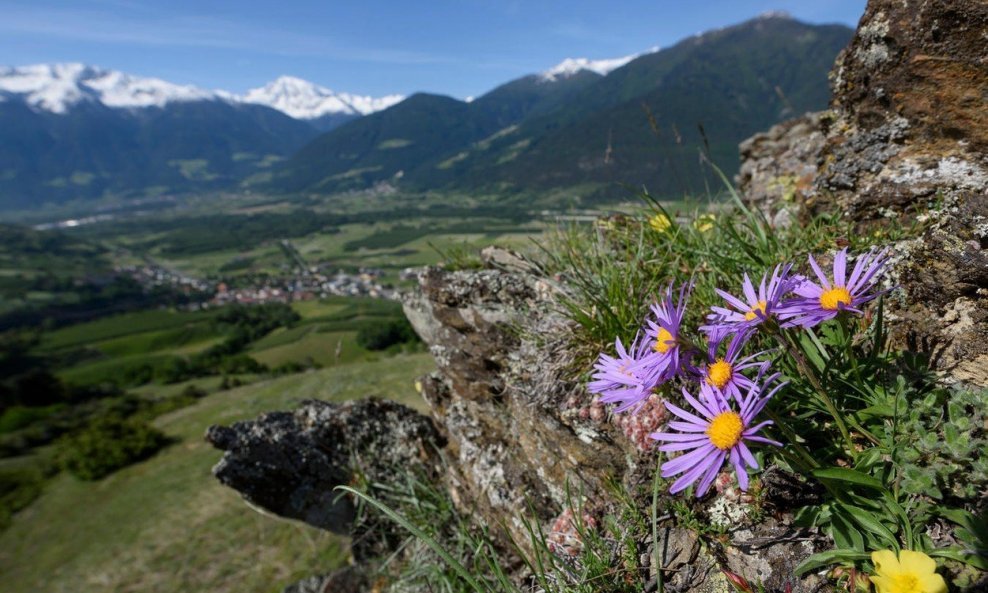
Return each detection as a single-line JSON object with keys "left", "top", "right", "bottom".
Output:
{"left": 401, "top": 249, "right": 632, "bottom": 547}
{"left": 738, "top": 0, "right": 988, "bottom": 385}
{"left": 206, "top": 398, "right": 442, "bottom": 540}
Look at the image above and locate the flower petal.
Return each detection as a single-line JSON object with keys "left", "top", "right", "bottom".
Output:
{"left": 871, "top": 550, "right": 901, "bottom": 575}
{"left": 918, "top": 573, "right": 947, "bottom": 593}
{"left": 738, "top": 442, "right": 759, "bottom": 470}
{"left": 668, "top": 451, "right": 716, "bottom": 493}
{"left": 665, "top": 401, "right": 710, "bottom": 427}
{"left": 834, "top": 248, "right": 847, "bottom": 286}
{"left": 662, "top": 444, "right": 716, "bottom": 477}
{"left": 667, "top": 420, "right": 708, "bottom": 433}
{"left": 695, "top": 450, "right": 727, "bottom": 496}
{"left": 730, "top": 448, "right": 749, "bottom": 491}
{"left": 870, "top": 575, "right": 892, "bottom": 593}
{"left": 897, "top": 550, "right": 937, "bottom": 576}
{"left": 808, "top": 254, "right": 831, "bottom": 289}
{"left": 650, "top": 431, "right": 710, "bottom": 442}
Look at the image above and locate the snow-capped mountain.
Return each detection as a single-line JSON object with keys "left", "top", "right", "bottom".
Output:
{"left": 0, "top": 64, "right": 403, "bottom": 120}
{"left": 0, "top": 63, "right": 221, "bottom": 113}
{"left": 242, "top": 76, "right": 403, "bottom": 119}
{"left": 539, "top": 52, "right": 653, "bottom": 82}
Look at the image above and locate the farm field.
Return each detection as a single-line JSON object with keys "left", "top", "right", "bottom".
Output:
{"left": 40, "top": 296, "right": 414, "bottom": 390}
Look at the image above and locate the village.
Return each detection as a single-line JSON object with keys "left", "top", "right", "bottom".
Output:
{"left": 116, "top": 250, "right": 407, "bottom": 308}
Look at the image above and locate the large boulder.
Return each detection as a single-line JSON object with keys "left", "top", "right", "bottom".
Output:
{"left": 206, "top": 398, "right": 442, "bottom": 544}
{"left": 738, "top": 0, "right": 988, "bottom": 385}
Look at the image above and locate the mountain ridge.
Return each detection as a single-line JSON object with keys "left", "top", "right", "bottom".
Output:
{"left": 268, "top": 15, "right": 854, "bottom": 200}
{"left": 0, "top": 63, "right": 404, "bottom": 121}
{"left": 0, "top": 13, "right": 855, "bottom": 209}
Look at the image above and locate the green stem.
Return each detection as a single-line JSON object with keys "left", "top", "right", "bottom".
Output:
{"left": 764, "top": 408, "right": 820, "bottom": 471}
{"left": 779, "top": 330, "right": 857, "bottom": 460}
{"left": 652, "top": 466, "right": 664, "bottom": 593}
{"left": 839, "top": 314, "right": 865, "bottom": 385}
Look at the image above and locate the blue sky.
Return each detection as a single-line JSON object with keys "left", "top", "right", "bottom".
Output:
{"left": 1, "top": 0, "right": 866, "bottom": 99}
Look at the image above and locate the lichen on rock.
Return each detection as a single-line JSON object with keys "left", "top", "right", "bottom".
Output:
{"left": 737, "top": 0, "right": 988, "bottom": 386}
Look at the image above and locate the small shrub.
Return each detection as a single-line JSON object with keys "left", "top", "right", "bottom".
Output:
{"left": 59, "top": 416, "right": 169, "bottom": 480}
{"left": 356, "top": 317, "right": 420, "bottom": 351}
{"left": 0, "top": 404, "right": 63, "bottom": 434}
{"left": 0, "top": 462, "right": 55, "bottom": 529}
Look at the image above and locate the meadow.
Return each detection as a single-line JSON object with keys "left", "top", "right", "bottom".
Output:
{"left": 0, "top": 353, "right": 434, "bottom": 593}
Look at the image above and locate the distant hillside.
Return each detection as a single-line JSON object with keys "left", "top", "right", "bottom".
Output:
{"left": 269, "top": 15, "right": 853, "bottom": 200}
{"left": 0, "top": 98, "right": 318, "bottom": 208}
{"left": 265, "top": 70, "right": 603, "bottom": 193}
{"left": 0, "top": 65, "right": 400, "bottom": 210}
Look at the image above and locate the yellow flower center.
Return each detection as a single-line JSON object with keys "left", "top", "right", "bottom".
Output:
{"left": 653, "top": 328, "right": 674, "bottom": 354}
{"left": 744, "top": 300, "right": 768, "bottom": 321}
{"left": 706, "top": 359, "right": 733, "bottom": 389}
{"left": 890, "top": 574, "right": 921, "bottom": 593}
{"left": 706, "top": 411, "right": 744, "bottom": 450}
{"left": 820, "top": 286, "right": 852, "bottom": 310}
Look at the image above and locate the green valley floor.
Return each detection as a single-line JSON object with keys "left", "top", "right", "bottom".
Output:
{"left": 0, "top": 353, "right": 434, "bottom": 593}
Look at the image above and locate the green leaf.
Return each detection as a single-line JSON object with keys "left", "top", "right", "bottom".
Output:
{"left": 944, "top": 424, "right": 960, "bottom": 446}
{"left": 795, "top": 549, "right": 871, "bottom": 575}
{"left": 854, "top": 448, "right": 883, "bottom": 471}
{"left": 831, "top": 512, "right": 865, "bottom": 551}
{"left": 858, "top": 403, "right": 895, "bottom": 419}
{"left": 798, "top": 332, "right": 828, "bottom": 371}
{"left": 836, "top": 504, "right": 899, "bottom": 549}
{"left": 882, "top": 492, "right": 914, "bottom": 549}
{"left": 939, "top": 508, "right": 977, "bottom": 531}
{"left": 812, "top": 467, "right": 885, "bottom": 490}
{"left": 928, "top": 547, "right": 988, "bottom": 571}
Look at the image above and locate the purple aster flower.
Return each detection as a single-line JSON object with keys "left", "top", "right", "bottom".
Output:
{"left": 649, "top": 376, "right": 785, "bottom": 496}
{"left": 589, "top": 333, "right": 664, "bottom": 414}
{"left": 778, "top": 248, "right": 889, "bottom": 329}
{"left": 643, "top": 283, "right": 692, "bottom": 382}
{"left": 700, "top": 264, "right": 795, "bottom": 338}
{"left": 693, "top": 332, "right": 769, "bottom": 404}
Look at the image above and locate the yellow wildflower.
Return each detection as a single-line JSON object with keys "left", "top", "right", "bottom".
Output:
{"left": 648, "top": 213, "right": 672, "bottom": 233}
{"left": 870, "top": 550, "right": 946, "bottom": 593}
{"left": 693, "top": 213, "right": 715, "bottom": 233}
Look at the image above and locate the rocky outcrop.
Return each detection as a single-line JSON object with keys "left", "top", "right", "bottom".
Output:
{"left": 401, "top": 248, "right": 825, "bottom": 590}
{"left": 401, "top": 249, "right": 631, "bottom": 547}
{"left": 206, "top": 398, "right": 442, "bottom": 545}
{"left": 738, "top": 0, "right": 988, "bottom": 385}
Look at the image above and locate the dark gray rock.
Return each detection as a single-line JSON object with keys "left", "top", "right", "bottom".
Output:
{"left": 206, "top": 398, "right": 442, "bottom": 536}
{"left": 282, "top": 566, "right": 373, "bottom": 593}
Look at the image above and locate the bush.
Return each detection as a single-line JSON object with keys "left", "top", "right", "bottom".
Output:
{"left": 59, "top": 416, "right": 169, "bottom": 480}
{"left": 0, "top": 464, "right": 53, "bottom": 529}
{"left": 356, "top": 317, "right": 420, "bottom": 351}
{"left": 0, "top": 405, "right": 63, "bottom": 435}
